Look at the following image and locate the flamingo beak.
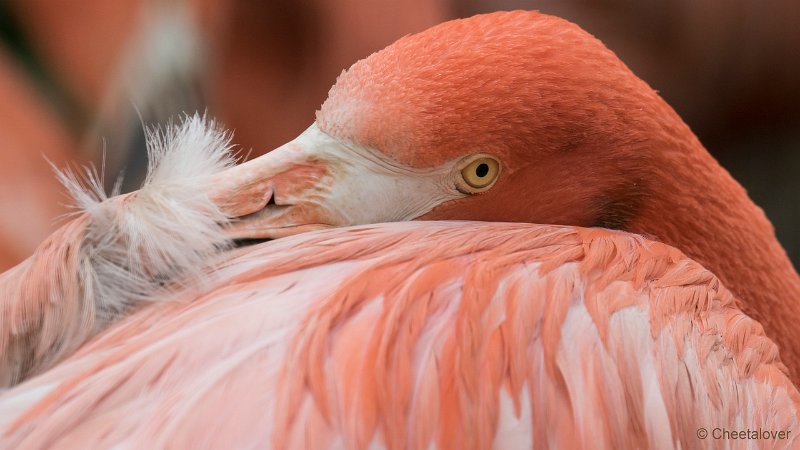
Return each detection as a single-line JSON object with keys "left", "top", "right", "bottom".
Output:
{"left": 206, "top": 124, "right": 464, "bottom": 240}
{"left": 207, "top": 128, "right": 336, "bottom": 240}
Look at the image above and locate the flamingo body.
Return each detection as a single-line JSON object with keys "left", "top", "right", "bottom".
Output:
{"left": 1, "top": 222, "right": 798, "bottom": 449}
{"left": 0, "top": 9, "right": 799, "bottom": 449}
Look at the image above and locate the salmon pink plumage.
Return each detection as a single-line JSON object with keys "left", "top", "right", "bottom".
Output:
{"left": 1, "top": 10, "right": 799, "bottom": 450}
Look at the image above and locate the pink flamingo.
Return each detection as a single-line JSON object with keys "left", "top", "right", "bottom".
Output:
{"left": 1, "top": 11, "right": 799, "bottom": 449}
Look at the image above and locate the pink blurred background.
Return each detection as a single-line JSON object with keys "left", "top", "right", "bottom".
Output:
{"left": 0, "top": 0, "right": 797, "bottom": 270}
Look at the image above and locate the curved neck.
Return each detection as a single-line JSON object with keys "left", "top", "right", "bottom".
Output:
{"left": 629, "top": 135, "right": 800, "bottom": 383}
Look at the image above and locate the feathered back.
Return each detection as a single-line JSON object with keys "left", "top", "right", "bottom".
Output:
{"left": 1, "top": 222, "right": 796, "bottom": 449}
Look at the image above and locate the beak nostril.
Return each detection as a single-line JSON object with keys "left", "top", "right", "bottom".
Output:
{"left": 267, "top": 191, "right": 293, "bottom": 208}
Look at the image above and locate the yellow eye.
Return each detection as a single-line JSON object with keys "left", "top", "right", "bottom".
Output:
{"left": 459, "top": 155, "right": 500, "bottom": 192}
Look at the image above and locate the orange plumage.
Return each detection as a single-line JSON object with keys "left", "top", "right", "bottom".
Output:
{"left": 320, "top": 11, "right": 800, "bottom": 383}
{"left": 3, "top": 223, "right": 798, "bottom": 449}
{"left": 1, "top": 10, "right": 799, "bottom": 449}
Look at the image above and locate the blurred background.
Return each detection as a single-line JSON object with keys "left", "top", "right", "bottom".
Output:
{"left": 0, "top": 0, "right": 797, "bottom": 271}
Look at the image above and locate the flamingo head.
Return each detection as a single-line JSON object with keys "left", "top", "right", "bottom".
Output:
{"left": 211, "top": 10, "right": 671, "bottom": 239}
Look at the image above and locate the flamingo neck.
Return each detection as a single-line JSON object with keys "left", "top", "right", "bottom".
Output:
{"left": 629, "top": 136, "right": 800, "bottom": 383}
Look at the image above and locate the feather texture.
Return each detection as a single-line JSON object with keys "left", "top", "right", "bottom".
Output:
{"left": 1, "top": 222, "right": 796, "bottom": 449}
{"left": 0, "top": 114, "right": 235, "bottom": 387}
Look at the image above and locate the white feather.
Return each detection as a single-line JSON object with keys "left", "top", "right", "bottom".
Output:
{"left": 56, "top": 114, "right": 236, "bottom": 322}
{"left": 0, "top": 115, "right": 236, "bottom": 387}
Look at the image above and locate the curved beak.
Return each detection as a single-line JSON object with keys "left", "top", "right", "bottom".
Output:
{"left": 207, "top": 128, "right": 335, "bottom": 239}
{"left": 206, "top": 124, "right": 461, "bottom": 240}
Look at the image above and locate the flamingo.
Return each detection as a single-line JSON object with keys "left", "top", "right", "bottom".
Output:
{"left": 1, "top": 10, "right": 799, "bottom": 449}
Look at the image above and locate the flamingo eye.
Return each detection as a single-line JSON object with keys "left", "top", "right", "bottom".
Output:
{"left": 458, "top": 155, "right": 501, "bottom": 193}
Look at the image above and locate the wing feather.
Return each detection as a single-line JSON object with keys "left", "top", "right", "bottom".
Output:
{"left": 1, "top": 221, "right": 797, "bottom": 449}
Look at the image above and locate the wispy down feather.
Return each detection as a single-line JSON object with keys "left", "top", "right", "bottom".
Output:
{"left": 0, "top": 114, "right": 236, "bottom": 387}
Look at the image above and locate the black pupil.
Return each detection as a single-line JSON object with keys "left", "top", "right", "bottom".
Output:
{"left": 475, "top": 163, "right": 490, "bottom": 178}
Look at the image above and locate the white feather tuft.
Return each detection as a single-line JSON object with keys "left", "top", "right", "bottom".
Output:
{"left": 0, "top": 114, "right": 236, "bottom": 386}
{"left": 57, "top": 114, "right": 236, "bottom": 321}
